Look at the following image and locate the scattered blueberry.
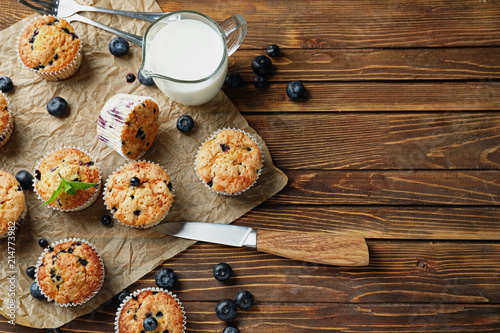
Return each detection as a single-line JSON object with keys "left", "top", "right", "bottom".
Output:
{"left": 251, "top": 55, "right": 272, "bottom": 76}
{"left": 30, "top": 281, "right": 44, "bottom": 299}
{"left": 266, "top": 44, "right": 280, "bottom": 57}
{"left": 108, "top": 37, "right": 129, "bottom": 57}
{"left": 126, "top": 73, "right": 136, "bottom": 83}
{"left": 286, "top": 81, "right": 306, "bottom": 100}
{"left": 223, "top": 326, "right": 241, "bottom": 333}
{"left": 253, "top": 76, "right": 268, "bottom": 88}
{"left": 46, "top": 329, "right": 63, "bottom": 333}
{"left": 101, "top": 215, "right": 112, "bottom": 226}
{"left": 213, "top": 263, "right": 232, "bottom": 281}
{"left": 0, "top": 76, "right": 13, "bottom": 93}
{"left": 46, "top": 97, "right": 68, "bottom": 117}
{"left": 155, "top": 268, "right": 177, "bottom": 290}
{"left": 138, "top": 70, "right": 155, "bottom": 86}
{"left": 225, "top": 73, "right": 243, "bottom": 88}
{"left": 235, "top": 290, "right": 254, "bottom": 309}
{"left": 15, "top": 170, "right": 33, "bottom": 190}
{"left": 115, "top": 289, "right": 130, "bottom": 305}
{"left": 176, "top": 115, "right": 194, "bottom": 133}
{"left": 26, "top": 266, "right": 36, "bottom": 279}
{"left": 216, "top": 299, "right": 238, "bottom": 322}
{"left": 143, "top": 316, "right": 158, "bottom": 331}
{"left": 38, "top": 238, "right": 49, "bottom": 248}
{"left": 130, "top": 177, "right": 140, "bottom": 187}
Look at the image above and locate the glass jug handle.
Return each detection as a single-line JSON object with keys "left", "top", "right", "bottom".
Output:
{"left": 220, "top": 14, "right": 247, "bottom": 57}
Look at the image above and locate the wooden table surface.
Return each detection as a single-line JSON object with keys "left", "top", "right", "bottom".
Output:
{"left": 1, "top": 0, "right": 500, "bottom": 332}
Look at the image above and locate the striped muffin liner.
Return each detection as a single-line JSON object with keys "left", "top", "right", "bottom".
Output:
{"left": 194, "top": 128, "right": 264, "bottom": 196}
{"left": 0, "top": 91, "right": 14, "bottom": 148}
{"left": 34, "top": 237, "right": 105, "bottom": 307}
{"left": 103, "top": 160, "right": 174, "bottom": 229}
{"left": 97, "top": 94, "right": 159, "bottom": 161}
{"left": 0, "top": 198, "right": 27, "bottom": 239}
{"left": 16, "top": 15, "right": 83, "bottom": 81}
{"left": 114, "top": 287, "right": 186, "bottom": 333}
{"left": 33, "top": 146, "right": 102, "bottom": 212}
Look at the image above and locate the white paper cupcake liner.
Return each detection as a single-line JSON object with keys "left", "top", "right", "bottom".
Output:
{"left": 34, "top": 237, "right": 105, "bottom": 307}
{"left": 103, "top": 160, "right": 174, "bottom": 229}
{"left": 114, "top": 287, "right": 186, "bottom": 333}
{"left": 97, "top": 94, "right": 159, "bottom": 161}
{"left": 16, "top": 15, "right": 83, "bottom": 81}
{"left": 0, "top": 199, "right": 27, "bottom": 239}
{"left": 194, "top": 127, "right": 264, "bottom": 196}
{"left": 0, "top": 92, "right": 14, "bottom": 147}
{"left": 33, "top": 146, "right": 101, "bottom": 212}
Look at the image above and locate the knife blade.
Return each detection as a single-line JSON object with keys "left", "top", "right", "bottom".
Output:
{"left": 152, "top": 222, "right": 369, "bottom": 266}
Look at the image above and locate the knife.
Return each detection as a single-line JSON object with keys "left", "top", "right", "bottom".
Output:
{"left": 152, "top": 222, "right": 369, "bottom": 266}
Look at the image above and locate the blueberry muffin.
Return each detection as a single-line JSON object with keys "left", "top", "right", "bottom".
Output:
{"left": 116, "top": 288, "right": 186, "bottom": 333}
{"left": 17, "top": 16, "right": 82, "bottom": 81}
{"left": 34, "top": 148, "right": 101, "bottom": 211}
{"left": 0, "top": 170, "right": 27, "bottom": 238}
{"left": 97, "top": 94, "right": 160, "bottom": 160}
{"left": 36, "top": 239, "right": 104, "bottom": 306}
{"left": 104, "top": 161, "right": 174, "bottom": 228}
{"left": 0, "top": 93, "right": 13, "bottom": 147}
{"left": 195, "top": 129, "right": 263, "bottom": 195}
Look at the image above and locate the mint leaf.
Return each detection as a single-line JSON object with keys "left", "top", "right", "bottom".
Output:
{"left": 65, "top": 180, "right": 97, "bottom": 190}
{"left": 41, "top": 180, "right": 64, "bottom": 206}
{"left": 41, "top": 175, "right": 97, "bottom": 206}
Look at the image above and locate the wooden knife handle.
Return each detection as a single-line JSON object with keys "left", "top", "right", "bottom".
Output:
{"left": 256, "top": 230, "right": 369, "bottom": 266}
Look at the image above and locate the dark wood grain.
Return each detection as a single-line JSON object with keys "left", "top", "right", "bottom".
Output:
{"left": 248, "top": 113, "right": 500, "bottom": 170}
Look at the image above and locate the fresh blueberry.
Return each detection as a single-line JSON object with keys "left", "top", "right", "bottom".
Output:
{"left": 176, "top": 115, "right": 194, "bottom": 133}
{"left": 253, "top": 76, "right": 268, "bottom": 88}
{"left": 108, "top": 37, "right": 129, "bottom": 57}
{"left": 30, "top": 282, "right": 44, "bottom": 299}
{"left": 225, "top": 73, "right": 243, "bottom": 88}
{"left": 235, "top": 290, "right": 254, "bottom": 309}
{"left": 213, "top": 263, "right": 232, "bottom": 281}
{"left": 223, "top": 326, "right": 241, "bottom": 333}
{"left": 155, "top": 268, "right": 177, "bottom": 290}
{"left": 38, "top": 238, "right": 49, "bottom": 248}
{"left": 126, "top": 73, "right": 136, "bottom": 83}
{"left": 26, "top": 266, "right": 36, "bottom": 279}
{"left": 115, "top": 289, "right": 130, "bottom": 305}
{"left": 138, "top": 70, "right": 156, "bottom": 86}
{"left": 101, "top": 215, "right": 112, "bottom": 226}
{"left": 46, "top": 329, "right": 63, "bottom": 333}
{"left": 216, "top": 299, "right": 237, "bottom": 322}
{"left": 251, "top": 55, "right": 272, "bottom": 76}
{"left": 0, "top": 76, "right": 13, "bottom": 93}
{"left": 266, "top": 44, "right": 280, "bottom": 57}
{"left": 143, "top": 316, "right": 158, "bottom": 331}
{"left": 130, "top": 177, "right": 140, "bottom": 187}
{"left": 15, "top": 170, "right": 33, "bottom": 190}
{"left": 286, "top": 81, "right": 306, "bottom": 100}
{"left": 46, "top": 97, "right": 68, "bottom": 117}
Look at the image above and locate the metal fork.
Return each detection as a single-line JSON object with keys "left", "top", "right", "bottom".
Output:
{"left": 19, "top": 0, "right": 164, "bottom": 22}
{"left": 18, "top": 0, "right": 151, "bottom": 47}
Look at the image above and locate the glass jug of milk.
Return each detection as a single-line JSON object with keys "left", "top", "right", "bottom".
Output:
{"left": 140, "top": 11, "right": 247, "bottom": 106}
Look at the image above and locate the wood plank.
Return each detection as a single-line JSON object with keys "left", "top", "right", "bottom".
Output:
{"left": 0, "top": 0, "right": 31, "bottom": 31}
{"left": 230, "top": 48, "right": 500, "bottom": 81}
{"left": 267, "top": 170, "right": 500, "bottom": 206}
{"left": 238, "top": 206, "right": 500, "bottom": 240}
{"left": 224, "top": 81, "right": 500, "bottom": 112}
{"left": 158, "top": 0, "right": 500, "bottom": 48}
{"left": 247, "top": 113, "right": 500, "bottom": 170}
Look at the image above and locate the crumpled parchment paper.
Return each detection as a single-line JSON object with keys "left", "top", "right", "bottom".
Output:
{"left": 0, "top": 0, "right": 287, "bottom": 328}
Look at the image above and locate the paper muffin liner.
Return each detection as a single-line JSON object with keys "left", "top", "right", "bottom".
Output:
{"left": 16, "top": 15, "right": 83, "bottom": 81}
{"left": 0, "top": 198, "right": 27, "bottom": 239}
{"left": 103, "top": 160, "right": 174, "bottom": 229}
{"left": 114, "top": 287, "right": 186, "bottom": 333}
{"left": 97, "top": 94, "right": 159, "bottom": 161}
{"left": 34, "top": 237, "right": 105, "bottom": 307}
{"left": 33, "top": 146, "right": 101, "bottom": 212}
{"left": 194, "top": 128, "right": 264, "bottom": 196}
{"left": 0, "top": 91, "right": 14, "bottom": 148}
